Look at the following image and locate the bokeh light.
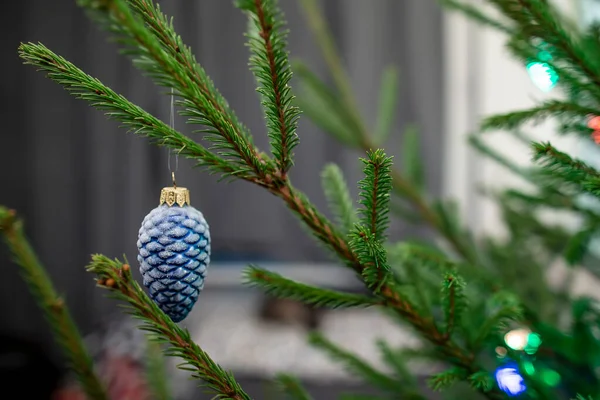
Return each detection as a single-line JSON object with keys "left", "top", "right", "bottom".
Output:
{"left": 496, "top": 364, "right": 527, "bottom": 396}
{"left": 526, "top": 61, "right": 559, "bottom": 92}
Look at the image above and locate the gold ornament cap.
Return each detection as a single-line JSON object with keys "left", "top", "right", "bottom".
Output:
{"left": 159, "top": 172, "right": 190, "bottom": 207}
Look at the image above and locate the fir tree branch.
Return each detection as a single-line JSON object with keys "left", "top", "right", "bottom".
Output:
{"left": 243, "top": 265, "right": 381, "bottom": 309}
{"left": 17, "top": 42, "right": 251, "bottom": 181}
{"left": 271, "top": 183, "right": 504, "bottom": 399}
{"left": 441, "top": 272, "right": 467, "bottom": 339}
{"left": 320, "top": 163, "right": 357, "bottom": 234}
{"left": 238, "top": 0, "right": 300, "bottom": 177}
{"left": 307, "top": 332, "right": 401, "bottom": 393}
{"left": 124, "top": 0, "right": 257, "bottom": 148}
{"left": 428, "top": 367, "right": 467, "bottom": 391}
{"left": 297, "top": 0, "right": 367, "bottom": 136}
{"left": 348, "top": 225, "right": 391, "bottom": 293}
{"left": 473, "top": 291, "right": 524, "bottom": 348}
{"left": 469, "top": 371, "right": 495, "bottom": 393}
{"left": 481, "top": 100, "right": 599, "bottom": 131}
{"left": 87, "top": 255, "right": 251, "bottom": 400}
{"left": 357, "top": 149, "right": 394, "bottom": 241}
{"left": 532, "top": 141, "right": 600, "bottom": 184}
{"left": 78, "top": 0, "right": 269, "bottom": 179}
{"left": 374, "top": 340, "right": 427, "bottom": 399}
{"left": 296, "top": 0, "right": 482, "bottom": 268}
{"left": 274, "top": 374, "right": 313, "bottom": 400}
{"left": 508, "top": 0, "right": 600, "bottom": 88}
{"left": 0, "top": 207, "right": 107, "bottom": 400}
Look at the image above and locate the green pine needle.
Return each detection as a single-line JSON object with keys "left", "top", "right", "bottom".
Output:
{"left": 293, "top": 61, "right": 362, "bottom": 146}
{"left": 357, "top": 149, "right": 394, "bottom": 241}
{"left": 468, "top": 371, "right": 495, "bottom": 393}
{"left": 124, "top": 0, "right": 257, "bottom": 146}
{"left": 237, "top": 0, "right": 300, "bottom": 174}
{"left": 0, "top": 207, "right": 108, "bottom": 400}
{"left": 441, "top": 272, "right": 467, "bottom": 338}
{"left": 274, "top": 374, "right": 313, "bottom": 400}
{"left": 564, "top": 226, "right": 596, "bottom": 266}
{"left": 86, "top": 255, "right": 251, "bottom": 400}
{"left": 243, "top": 265, "right": 380, "bottom": 309}
{"left": 17, "top": 42, "right": 246, "bottom": 181}
{"left": 532, "top": 141, "right": 600, "bottom": 185}
{"left": 348, "top": 225, "right": 391, "bottom": 293}
{"left": 76, "top": 0, "right": 268, "bottom": 178}
{"left": 321, "top": 163, "right": 357, "bottom": 234}
{"left": 427, "top": 367, "right": 467, "bottom": 391}
{"left": 481, "top": 100, "right": 599, "bottom": 132}
{"left": 375, "top": 340, "right": 427, "bottom": 400}
{"left": 308, "top": 332, "right": 400, "bottom": 393}
{"left": 474, "top": 291, "right": 524, "bottom": 347}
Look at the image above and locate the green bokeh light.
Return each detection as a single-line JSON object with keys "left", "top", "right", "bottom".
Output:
{"left": 525, "top": 333, "right": 542, "bottom": 354}
{"left": 541, "top": 369, "right": 561, "bottom": 387}
{"left": 526, "top": 62, "right": 559, "bottom": 92}
{"left": 522, "top": 361, "right": 535, "bottom": 375}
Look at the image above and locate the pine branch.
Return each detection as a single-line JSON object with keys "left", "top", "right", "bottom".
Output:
{"left": 297, "top": 0, "right": 367, "bottom": 135}
{"left": 441, "top": 272, "right": 467, "bottom": 339}
{"left": 348, "top": 225, "right": 391, "bottom": 293}
{"left": 238, "top": 0, "right": 300, "bottom": 177}
{"left": 296, "top": 1, "right": 483, "bottom": 268}
{"left": 243, "top": 265, "right": 380, "bottom": 309}
{"left": 474, "top": 291, "right": 524, "bottom": 347}
{"left": 270, "top": 184, "right": 503, "bottom": 399}
{"left": 469, "top": 371, "right": 495, "bottom": 393}
{"left": 532, "top": 141, "right": 600, "bottom": 184}
{"left": 506, "top": 0, "right": 600, "bottom": 88}
{"left": 0, "top": 207, "right": 107, "bottom": 400}
{"left": 428, "top": 367, "right": 467, "bottom": 391}
{"left": 17, "top": 42, "right": 249, "bottom": 182}
{"left": 77, "top": 0, "right": 269, "bottom": 179}
{"left": 320, "top": 163, "right": 357, "bottom": 234}
{"left": 481, "top": 100, "right": 599, "bottom": 131}
{"left": 375, "top": 340, "right": 427, "bottom": 399}
{"left": 124, "top": 0, "right": 257, "bottom": 147}
{"left": 274, "top": 374, "right": 313, "bottom": 400}
{"left": 307, "top": 332, "right": 400, "bottom": 393}
{"left": 357, "top": 149, "right": 394, "bottom": 241}
{"left": 86, "top": 255, "right": 251, "bottom": 400}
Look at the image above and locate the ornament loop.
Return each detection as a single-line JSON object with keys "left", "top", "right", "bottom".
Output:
{"left": 172, "top": 171, "right": 177, "bottom": 189}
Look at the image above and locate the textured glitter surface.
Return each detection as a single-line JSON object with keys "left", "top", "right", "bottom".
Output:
{"left": 137, "top": 204, "right": 210, "bottom": 322}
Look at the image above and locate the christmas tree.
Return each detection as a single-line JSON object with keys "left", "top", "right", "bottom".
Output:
{"left": 2, "top": 0, "right": 600, "bottom": 398}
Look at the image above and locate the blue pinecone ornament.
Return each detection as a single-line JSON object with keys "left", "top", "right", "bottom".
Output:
{"left": 137, "top": 185, "right": 210, "bottom": 322}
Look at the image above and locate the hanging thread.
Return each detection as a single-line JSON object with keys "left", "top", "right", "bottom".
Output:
{"left": 167, "top": 87, "right": 179, "bottom": 187}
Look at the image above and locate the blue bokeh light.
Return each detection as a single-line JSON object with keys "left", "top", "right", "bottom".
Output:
{"left": 495, "top": 364, "right": 527, "bottom": 396}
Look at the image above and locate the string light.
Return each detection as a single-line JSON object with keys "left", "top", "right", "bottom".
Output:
{"left": 527, "top": 61, "right": 559, "bottom": 92}
{"left": 504, "top": 328, "right": 531, "bottom": 351}
{"left": 495, "top": 363, "right": 527, "bottom": 396}
{"left": 526, "top": 45, "right": 559, "bottom": 92}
